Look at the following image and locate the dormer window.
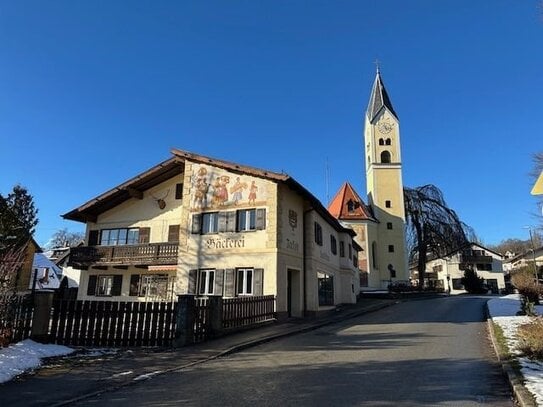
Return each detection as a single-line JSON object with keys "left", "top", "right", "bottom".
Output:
{"left": 347, "top": 199, "right": 359, "bottom": 213}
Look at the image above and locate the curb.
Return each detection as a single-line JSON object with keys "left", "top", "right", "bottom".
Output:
{"left": 485, "top": 302, "right": 537, "bottom": 407}
{"left": 51, "top": 300, "right": 396, "bottom": 406}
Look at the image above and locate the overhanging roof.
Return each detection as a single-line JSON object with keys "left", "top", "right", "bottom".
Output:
{"left": 62, "top": 157, "right": 184, "bottom": 223}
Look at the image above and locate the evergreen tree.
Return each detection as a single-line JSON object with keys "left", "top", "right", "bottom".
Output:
{"left": 461, "top": 268, "right": 486, "bottom": 294}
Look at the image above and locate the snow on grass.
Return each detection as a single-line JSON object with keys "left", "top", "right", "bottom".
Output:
{"left": 0, "top": 339, "right": 74, "bottom": 383}
{"left": 488, "top": 294, "right": 543, "bottom": 406}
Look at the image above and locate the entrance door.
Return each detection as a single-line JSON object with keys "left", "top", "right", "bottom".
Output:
{"left": 287, "top": 269, "right": 293, "bottom": 318}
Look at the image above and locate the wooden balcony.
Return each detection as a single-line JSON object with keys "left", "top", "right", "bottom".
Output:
{"left": 69, "top": 243, "right": 179, "bottom": 268}
{"left": 460, "top": 255, "right": 493, "bottom": 264}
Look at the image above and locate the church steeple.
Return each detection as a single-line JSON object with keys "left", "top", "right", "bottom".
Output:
{"left": 366, "top": 70, "right": 398, "bottom": 123}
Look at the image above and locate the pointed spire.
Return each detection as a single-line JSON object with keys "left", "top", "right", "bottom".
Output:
{"left": 366, "top": 68, "right": 398, "bottom": 122}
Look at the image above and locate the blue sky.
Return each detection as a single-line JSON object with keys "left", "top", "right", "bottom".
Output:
{"left": 1, "top": 1, "right": 542, "bottom": 247}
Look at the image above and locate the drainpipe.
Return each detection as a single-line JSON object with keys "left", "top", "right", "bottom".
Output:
{"left": 302, "top": 208, "right": 314, "bottom": 316}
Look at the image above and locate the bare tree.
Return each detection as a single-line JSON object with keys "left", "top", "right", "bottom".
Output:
{"left": 46, "top": 228, "right": 84, "bottom": 249}
{"left": 404, "top": 185, "right": 470, "bottom": 289}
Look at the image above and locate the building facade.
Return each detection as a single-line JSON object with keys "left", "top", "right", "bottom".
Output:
{"left": 411, "top": 243, "right": 506, "bottom": 294}
{"left": 64, "top": 149, "right": 361, "bottom": 319}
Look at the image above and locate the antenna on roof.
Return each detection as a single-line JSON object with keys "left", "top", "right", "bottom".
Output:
{"left": 325, "top": 158, "right": 330, "bottom": 205}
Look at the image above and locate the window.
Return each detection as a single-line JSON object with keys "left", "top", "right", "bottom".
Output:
{"left": 87, "top": 275, "right": 122, "bottom": 297}
{"left": 385, "top": 200, "right": 391, "bottom": 208}
{"left": 100, "top": 228, "right": 139, "bottom": 246}
{"left": 330, "top": 235, "right": 337, "bottom": 255}
{"left": 202, "top": 212, "right": 219, "bottom": 234}
{"left": 388, "top": 245, "right": 395, "bottom": 253}
{"left": 130, "top": 274, "right": 173, "bottom": 300}
{"left": 372, "top": 241, "right": 378, "bottom": 268}
{"left": 379, "top": 138, "right": 384, "bottom": 145}
{"left": 353, "top": 254, "right": 358, "bottom": 268}
{"left": 318, "top": 272, "right": 334, "bottom": 306}
{"left": 237, "top": 268, "right": 253, "bottom": 295}
{"left": 385, "top": 138, "right": 391, "bottom": 145}
{"left": 339, "top": 241, "right": 345, "bottom": 257}
{"left": 314, "top": 222, "right": 323, "bottom": 246}
{"left": 387, "top": 222, "right": 393, "bottom": 230}
{"left": 348, "top": 243, "right": 352, "bottom": 259}
{"left": 452, "top": 278, "right": 463, "bottom": 290}
{"left": 388, "top": 264, "right": 396, "bottom": 278}
{"left": 97, "top": 276, "right": 113, "bottom": 296}
{"left": 237, "top": 209, "right": 256, "bottom": 231}
{"left": 381, "top": 151, "right": 391, "bottom": 163}
{"left": 192, "top": 208, "right": 266, "bottom": 234}
{"left": 175, "top": 183, "right": 183, "bottom": 199}
{"left": 477, "top": 263, "right": 492, "bottom": 271}
{"left": 199, "top": 269, "right": 215, "bottom": 295}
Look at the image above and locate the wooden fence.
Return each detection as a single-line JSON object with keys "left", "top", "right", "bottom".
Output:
{"left": 49, "top": 299, "right": 177, "bottom": 347}
{"left": 0, "top": 294, "right": 33, "bottom": 347}
{"left": 4, "top": 294, "right": 276, "bottom": 348}
{"left": 222, "top": 295, "right": 276, "bottom": 330}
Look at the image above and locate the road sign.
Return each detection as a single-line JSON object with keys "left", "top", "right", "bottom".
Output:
{"left": 532, "top": 170, "right": 543, "bottom": 196}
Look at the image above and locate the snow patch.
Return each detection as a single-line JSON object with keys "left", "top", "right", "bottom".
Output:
{"left": 0, "top": 339, "right": 74, "bottom": 383}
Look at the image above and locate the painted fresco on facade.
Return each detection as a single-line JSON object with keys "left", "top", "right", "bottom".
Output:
{"left": 190, "top": 165, "right": 267, "bottom": 211}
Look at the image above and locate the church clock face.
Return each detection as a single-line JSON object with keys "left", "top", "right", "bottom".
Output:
{"left": 378, "top": 121, "right": 393, "bottom": 134}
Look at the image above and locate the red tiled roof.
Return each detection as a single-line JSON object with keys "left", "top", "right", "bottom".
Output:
{"left": 328, "top": 182, "right": 376, "bottom": 221}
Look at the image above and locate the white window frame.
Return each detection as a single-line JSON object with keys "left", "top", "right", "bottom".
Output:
{"left": 96, "top": 275, "right": 114, "bottom": 296}
{"left": 199, "top": 269, "right": 215, "bottom": 295}
{"left": 237, "top": 268, "right": 254, "bottom": 296}
{"left": 237, "top": 209, "right": 256, "bottom": 231}
{"left": 202, "top": 212, "right": 219, "bottom": 234}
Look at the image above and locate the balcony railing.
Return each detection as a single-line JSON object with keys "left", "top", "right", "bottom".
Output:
{"left": 69, "top": 243, "right": 179, "bottom": 267}
{"left": 460, "top": 255, "right": 493, "bottom": 264}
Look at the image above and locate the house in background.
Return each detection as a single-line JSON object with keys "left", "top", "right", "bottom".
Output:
{"left": 46, "top": 246, "right": 81, "bottom": 293}
{"left": 29, "top": 253, "right": 62, "bottom": 291}
{"left": 504, "top": 246, "right": 543, "bottom": 275}
{"left": 63, "top": 148, "right": 361, "bottom": 319}
{"left": 411, "top": 242, "right": 506, "bottom": 294}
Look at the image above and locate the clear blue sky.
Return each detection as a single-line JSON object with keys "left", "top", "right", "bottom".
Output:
{"left": 1, "top": 1, "right": 542, "bottom": 248}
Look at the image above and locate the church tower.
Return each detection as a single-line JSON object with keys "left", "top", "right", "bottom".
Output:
{"left": 364, "top": 68, "right": 408, "bottom": 286}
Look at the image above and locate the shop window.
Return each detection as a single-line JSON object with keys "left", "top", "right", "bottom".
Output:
{"left": 318, "top": 273, "right": 334, "bottom": 306}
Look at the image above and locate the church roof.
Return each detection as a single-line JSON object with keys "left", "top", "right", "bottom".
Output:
{"left": 328, "top": 182, "right": 377, "bottom": 222}
{"left": 366, "top": 70, "right": 398, "bottom": 123}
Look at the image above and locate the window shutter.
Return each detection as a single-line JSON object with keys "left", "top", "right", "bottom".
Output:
{"left": 191, "top": 214, "right": 201, "bottom": 234}
{"left": 87, "top": 275, "right": 97, "bottom": 296}
{"left": 188, "top": 269, "right": 197, "bottom": 294}
{"left": 218, "top": 212, "right": 227, "bottom": 232}
{"left": 88, "top": 230, "right": 99, "bottom": 246}
{"left": 215, "top": 269, "right": 224, "bottom": 296}
{"left": 129, "top": 274, "right": 140, "bottom": 296}
{"left": 226, "top": 211, "right": 236, "bottom": 232}
{"left": 224, "top": 269, "right": 235, "bottom": 297}
{"left": 112, "top": 275, "right": 123, "bottom": 296}
{"left": 168, "top": 224, "right": 180, "bottom": 242}
{"left": 175, "top": 183, "right": 183, "bottom": 200}
{"left": 139, "top": 227, "right": 150, "bottom": 244}
{"left": 256, "top": 208, "right": 266, "bottom": 230}
{"left": 254, "top": 268, "right": 264, "bottom": 296}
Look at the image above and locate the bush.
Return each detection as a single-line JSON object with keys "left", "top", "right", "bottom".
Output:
{"left": 511, "top": 267, "right": 541, "bottom": 307}
{"left": 517, "top": 317, "right": 543, "bottom": 360}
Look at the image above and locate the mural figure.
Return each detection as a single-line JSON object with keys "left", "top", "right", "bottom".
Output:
{"left": 211, "top": 176, "right": 222, "bottom": 207}
{"left": 248, "top": 180, "right": 258, "bottom": 204}
{"left": 193, "top": 178, "right": 209, "bottom": 209}
{"left": 192, "top": 167, "right": 209, "bottom": 209}
{"left": 230, "top": 177, "right": 248, "bottom": 205}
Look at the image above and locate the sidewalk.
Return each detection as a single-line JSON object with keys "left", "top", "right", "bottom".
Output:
{"left": 0, "top": 298, "right": 396, "bottom": 407}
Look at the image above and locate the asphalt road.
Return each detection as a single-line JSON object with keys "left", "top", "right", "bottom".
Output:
{"left": 77, "top": 296, "right": 513, "bottom": 406}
